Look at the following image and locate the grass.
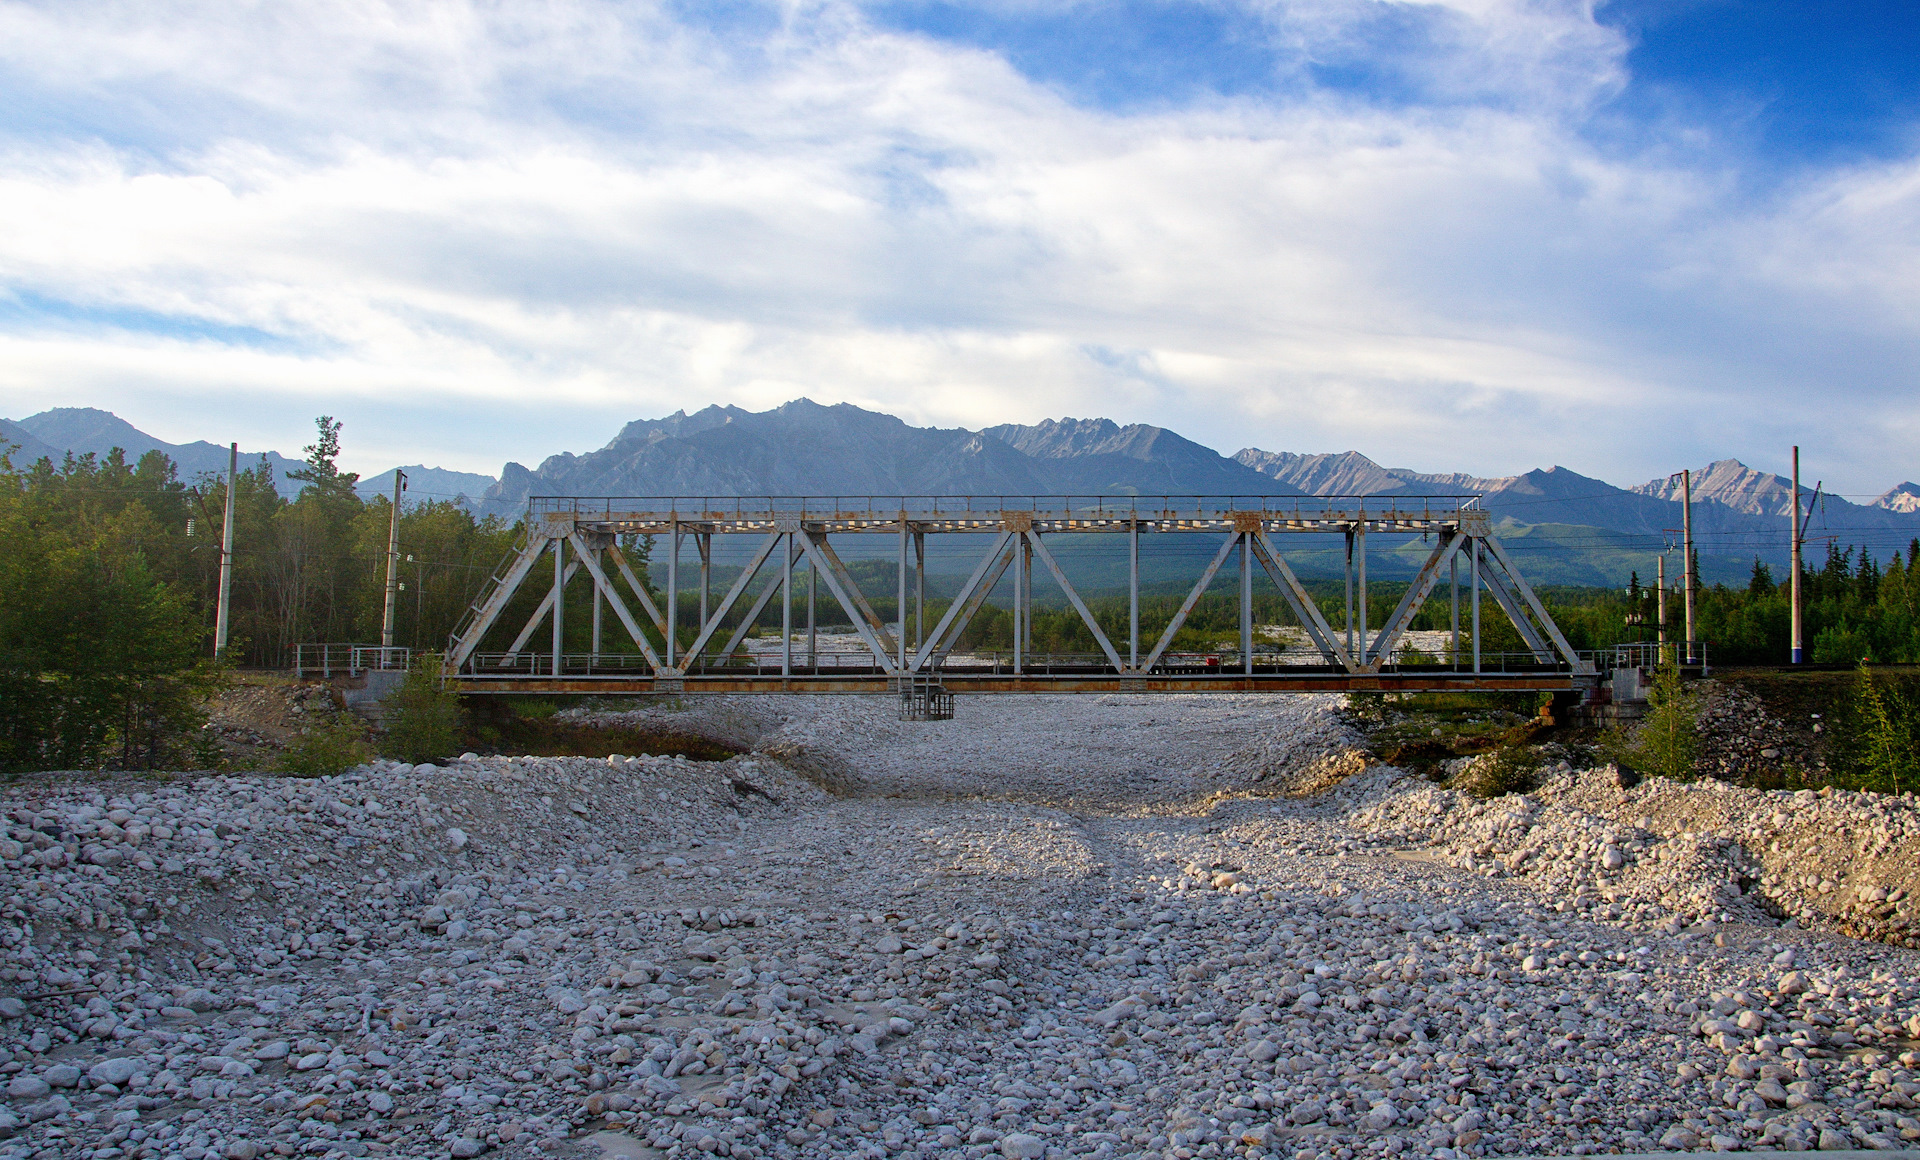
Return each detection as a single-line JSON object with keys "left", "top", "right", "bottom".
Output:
{"left": 1346, "top": 690, "right": 1556, "bottom": 775}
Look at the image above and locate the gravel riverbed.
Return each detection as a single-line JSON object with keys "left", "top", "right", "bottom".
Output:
{"left": 1, "top": 693, "right": 1917, "bottom": 1160}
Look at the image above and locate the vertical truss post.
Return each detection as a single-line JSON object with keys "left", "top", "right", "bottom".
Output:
{"left": 666, "top": 519, "right": 679, "bottom": 669}
{"left": 1344, "top": 529, "right": 1356, "bottom": 659}
{"left": 591, "top": 549, "right": 602, "bottom": 668}
{"left": 782, "top": 532, "right": 793, "bottom": 678}
{"left": 914, "top": 530, "right": 925, "bottom": 654}
{"left": 551, "top": 534, "right": 564, "bottom": 677}
{"left": 699, "top": 533, "right": 711, "bottom": 632}
{"left": 806, "top": 556, "right": 816, "bottom": 671}
{"left": 1450, "top": 554, "right": 1460, "bottom": 665}
{"left": 1240, "top": 530, "right": 1253, "bottom": 675}
{"left": 1013, "top": 529, "right": 1026, "bottom": 674}
{"left": 1472, "top": 538, "right": 1482, "bottom": 674}
{"left": 1357, "top": 517, "right": 1368, "bottom": 663}
{"left": 1128, "top": 516, "right": 1140, "bottom": 670}
{"left": 897, "top": 513, "right": 908, "bottom": 671}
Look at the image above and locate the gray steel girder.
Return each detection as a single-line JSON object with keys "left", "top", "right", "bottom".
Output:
{"left": 565, "top": 532, "right": 665, "bottom": 670}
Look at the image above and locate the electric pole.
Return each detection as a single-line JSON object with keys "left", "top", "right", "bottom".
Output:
{"left": 381, "top": 469, "right": 406, "bottom": 656}
{"left": 1681, "top": 468, "right": 1695, "bottom": 656}
{"left": 1656, "top": 553, "right": 1667, "bottom": 649}
{"left": 1790, "top": 447, "right": 1804, "bottom": 664}
{"left": 214, "top": 442, "right": 237, "bottom": 659}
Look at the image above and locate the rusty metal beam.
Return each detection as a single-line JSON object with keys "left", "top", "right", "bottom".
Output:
{"left": 448, "top": 672, "right": 1589, "bottom": 696}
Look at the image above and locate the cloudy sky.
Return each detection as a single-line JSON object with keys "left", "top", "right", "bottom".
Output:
{"left": 1, "top": 0, "right": 1916, "bottom": 493}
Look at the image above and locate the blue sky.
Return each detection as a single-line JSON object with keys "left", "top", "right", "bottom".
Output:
{"left": 0, "top": 0, "right": 1915, "bottom": 495}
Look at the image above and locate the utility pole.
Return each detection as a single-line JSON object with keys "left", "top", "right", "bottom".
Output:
{"left": 380, "top": 469, "right": 406, "bottom": 656}
{"left": 1679, "top": 468, "right": 1695, "bottom": 657}
{"left": 214, "top": 442, "right": 237, "bottom": 659}
{"left": 1656, "top": 553, "right": 1667, "bottom": 649}
{"left": 1790, "top": 446, "right": 1804, "bottom": 664}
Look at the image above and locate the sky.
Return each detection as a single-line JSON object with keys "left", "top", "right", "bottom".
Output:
{"left": 0, "top": 0, "right": 1916, "bottom": 494}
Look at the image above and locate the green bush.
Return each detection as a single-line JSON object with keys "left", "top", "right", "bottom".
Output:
{"left": 381, "top": 655, "right": 465, "bottom": 763}
{"left": 1828, "top": 665, "right": 1920, "bottom": 794}
{"left": 1453, "top": 745, "right": 1541, "bottom": 798}
{"left": 278, "top": 714, "right": 373, "bottom": 777}
{"left": 1604, "top": 660, "right": 1699, "bottom": 781}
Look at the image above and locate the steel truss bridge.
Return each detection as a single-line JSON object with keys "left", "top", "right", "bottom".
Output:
{"left": 444, "top": 496, "right": 1598, "bottom": 696}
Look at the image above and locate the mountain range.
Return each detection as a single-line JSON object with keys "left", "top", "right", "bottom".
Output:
{"left": 6, "top": 400, "right": 1917, "bottom": 584}
{"left": 1, "top": 408, "right": 495, "bottom": 505}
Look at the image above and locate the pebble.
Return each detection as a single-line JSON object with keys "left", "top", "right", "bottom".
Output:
{"left": 0, "top": 693, "right": 1911, "bottom": 1160}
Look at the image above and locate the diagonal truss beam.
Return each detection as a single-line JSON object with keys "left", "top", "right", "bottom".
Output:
{"left": 1250, "top": 530, "right": 1352, "bottom": 670}
{"left": 1364, "top": 531, "right": 1466, "bottom": 669}
{"left": 1142, "top": 533, "right": 1241, "bottom": 671}
{"left": 718, "top": 561, "right": 789, "bottom": 666}
{"left": 921, "top": 532, "right": 1017, "bottom": 669}
{"left": 506, "top": 556, "right": 580, "bottom": 657}
{"left": 683, "top": 531, "right": 783, "bottom": 666}
{"left": 566, "top": 532, "right": 664, "bottom": 670}
{"left": 913, "top": 530, "right": 1012, "bottom": 670}
{"left": 1481, "top": 535, "right": 1590, "bottom": 671}
{"left": 1024, "top": 531, "right": 1124, "bottom": 672}
{"left": 1477, "top": 562, "right": 1554, "bottom": 661}
{"left": 447, "top": 535, "right": 547, "bottom": 669}
{"left": 605, "top": 542, "right": 668, "bottom": 634}
{"left": 796, "top": 529, "right": 898, "bottom": 672}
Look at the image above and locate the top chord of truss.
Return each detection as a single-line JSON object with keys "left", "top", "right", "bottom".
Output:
{"left": 529, "top": 494, "right": 1491, "bottom": 536}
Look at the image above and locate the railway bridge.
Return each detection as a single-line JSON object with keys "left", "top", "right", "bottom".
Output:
{"left": 441, "top": 495, "right": 1603, "bottom": 702}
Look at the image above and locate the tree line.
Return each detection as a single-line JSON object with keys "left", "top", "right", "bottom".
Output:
{"left": 0, "top": 418, "right": 520, "bottom": 771}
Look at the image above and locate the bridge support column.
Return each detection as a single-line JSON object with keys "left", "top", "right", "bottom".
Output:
{"left": 551, "top": 534, "right": 564, "bottom": 677}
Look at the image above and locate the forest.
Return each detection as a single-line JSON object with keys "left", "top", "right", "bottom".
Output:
{"left": 5, "top": 415, "right": 1919, "bottom": 771}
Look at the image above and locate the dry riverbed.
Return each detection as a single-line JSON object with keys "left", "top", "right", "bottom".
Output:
{"left": 1, "top": 694, "right": 1917, "bottom": 1160}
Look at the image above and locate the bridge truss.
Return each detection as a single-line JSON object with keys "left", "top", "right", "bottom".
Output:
{"left": 444, "top": 496, "right": 1595, "bottom": 695}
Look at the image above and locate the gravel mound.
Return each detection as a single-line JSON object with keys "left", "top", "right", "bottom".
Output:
{"left": 0, "top": 693, "right": 1915, "bottom": 1160}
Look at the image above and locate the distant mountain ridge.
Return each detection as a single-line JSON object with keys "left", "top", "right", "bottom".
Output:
{"left": 3, "top": 407, "right": 493, "bottom": 503}
{"left": 9, "top": 400, "right": 1918, "bottom": 585}
{"left": 480, "top": 400, "right": 1304, "bottom": 513}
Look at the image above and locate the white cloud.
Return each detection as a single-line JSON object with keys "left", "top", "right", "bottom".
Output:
{"left": 0, "top": 0, "right": 1914, "bottom": 493}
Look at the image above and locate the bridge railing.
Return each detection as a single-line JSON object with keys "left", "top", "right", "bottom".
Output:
{"left": 294, "top": 644, "right": 411, "bottom": 678}
{"left": 527, "top": 493, "right": 1485, "bottom": 522}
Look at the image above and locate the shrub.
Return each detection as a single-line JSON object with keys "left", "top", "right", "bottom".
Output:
{"left": 1609, "top": 659, "right": 1698, "bottom": 781}
{"left": 1828, "top": 665, "right": 1920, "bottom": 794}
{"left": 381, "top": 654, "right": 465, "bottom": 763}
{"left": 278, "top": 714, "right": 373, "bottom": 778}
{"left": 1453, "top": 745, "right": 1541, "bottom": 798}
